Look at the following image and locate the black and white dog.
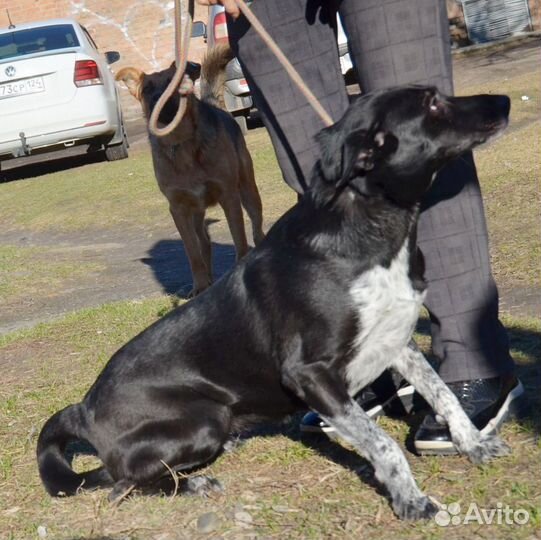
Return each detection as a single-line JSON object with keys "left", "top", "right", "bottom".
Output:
{"left": 38, "top": 86, "right": 511, "bottom": 520}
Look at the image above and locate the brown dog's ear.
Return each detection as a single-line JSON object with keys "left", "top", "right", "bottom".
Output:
{"left": 115, "top": 67, "right": 144, "bottom": 100}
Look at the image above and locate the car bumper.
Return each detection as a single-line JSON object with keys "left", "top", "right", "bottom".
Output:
{"left": 0, "top": 122, "right": 116, "bottom": 159}
{"left": 0, "top": 87, "right": 119, "bottom": 158}
{"left": 225, "top": 59, "right": 251, "bottom": 96}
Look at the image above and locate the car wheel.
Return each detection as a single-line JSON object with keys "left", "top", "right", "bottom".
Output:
{"left": 104, "top": 128, "right": 129, "bottom": 161}
{"left": 234, "top": 115, "right": 248, "bottom": 135}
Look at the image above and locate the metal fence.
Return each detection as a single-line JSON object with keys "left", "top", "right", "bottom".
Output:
{"left": 462, "top": 0, "right": 532, "bottom": 43}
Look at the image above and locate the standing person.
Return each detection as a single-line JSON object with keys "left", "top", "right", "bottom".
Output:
{"left": 196, "top": 0, "right": 525, "bottom": 454}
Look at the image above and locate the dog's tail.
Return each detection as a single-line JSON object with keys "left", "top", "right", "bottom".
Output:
{"left": 37, "top": 403, "right": 112, "bottom": 496}
{"left": 200, "top": 44, "right": 234, "bottom": 109}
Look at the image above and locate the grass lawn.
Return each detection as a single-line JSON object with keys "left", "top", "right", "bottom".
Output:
{"left": 0, "top": 302, "right": 539, "bottom": 539}
{"left": 0, "top": 129, "right": 293, "bottom": 235}
{"left": 0, "top": 48, "right": 539, "bottom": 539}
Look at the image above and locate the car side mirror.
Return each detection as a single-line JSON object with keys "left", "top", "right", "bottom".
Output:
{"left": 191, "top": 21, "right": 207, "bottom": 39}
{"left": 105, "top": 51, "right": 121, "bottom": 65}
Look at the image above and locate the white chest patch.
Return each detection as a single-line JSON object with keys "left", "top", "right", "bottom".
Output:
{"left": 345, "top": 242, "right": 425, "bottom": 395}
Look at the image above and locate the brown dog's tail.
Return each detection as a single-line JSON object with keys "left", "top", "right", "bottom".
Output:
{"left": 200, "top": 44, "right": 234, "bottom": 109}
{"left": 37, "top": 403, "right": 113, "bottom": 496}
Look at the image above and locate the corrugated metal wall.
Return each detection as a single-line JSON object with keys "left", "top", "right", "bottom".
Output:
{"left": 462, "top": 0, "right": 532, "bottom": 43}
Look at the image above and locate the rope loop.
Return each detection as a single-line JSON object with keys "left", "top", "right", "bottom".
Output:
{"left": 148, "top": 0, "right": 194, "bottom": 137}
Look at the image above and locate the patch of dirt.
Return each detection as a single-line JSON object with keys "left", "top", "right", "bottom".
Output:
{"left": 500, "top": 287, "right": 540, "bottom": 319}
{"left": 452, "top": 39, "right": 541, "bottom": 92}
{"left": 0, "top": 223, "right": 237, "bottom": 335}
{"left": 0, "top": 337, "right": 85, "bottom": 388}
{"left": 0, "top": 340, "right": 52, "bottom": 384}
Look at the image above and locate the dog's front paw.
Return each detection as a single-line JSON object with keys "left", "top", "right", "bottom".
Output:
{"left": 460, "top": 433, "right": 511, "bottom": 465}
{"left": 393, "top": 495, "right": 439, "bottom": 521}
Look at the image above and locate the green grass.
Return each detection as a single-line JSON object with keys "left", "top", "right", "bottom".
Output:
{"left": 0, "top": 245, "right": 106, "bottom": 306}
{"left": 475, "top": 120, "right": 541, "bottom": 287}
{"left": 457, "top": 68, "right": 541, "bottom": 289}
{"left": 0, "top": 298, "right": 539, "bottom": 539}
{"left": 0, "top": 152, "right": 162, "bottom": 233}
{"left": 0, "top": 70, "right": 537, "bottom": 289}
{"left": 0, "top": 128, "right": 296, "bottom": 324}
{"left": 456, "top": 71, "right": 540, "bottom": 129}
{"left": 0, "top": 130, "right": 294, "bottom": 235}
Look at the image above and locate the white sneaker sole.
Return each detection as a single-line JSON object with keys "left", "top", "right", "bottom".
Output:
{"left": 300, "top": 384, "right": 416, "bottom": 435}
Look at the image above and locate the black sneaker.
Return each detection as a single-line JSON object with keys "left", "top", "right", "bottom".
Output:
{"left": 300, "top": 369, "right": 415, "bottom": 435}
{"left": 414, "top": 375, "right": 526, "bottom": 455}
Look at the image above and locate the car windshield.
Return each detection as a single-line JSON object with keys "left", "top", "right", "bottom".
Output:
{"left": 0, "top": 24, "right": 79, "bottom": 61}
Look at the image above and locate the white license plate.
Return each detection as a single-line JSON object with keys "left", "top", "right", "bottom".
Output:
{"left": 0, "top": 77, "right": 45, "bottom": 99}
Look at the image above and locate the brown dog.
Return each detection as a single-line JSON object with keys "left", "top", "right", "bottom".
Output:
{"left": 116, "top": 47, "right": 264, "bottom": 296}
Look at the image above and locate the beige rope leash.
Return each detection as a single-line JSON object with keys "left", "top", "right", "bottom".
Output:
{"left": 148, "top": 0, "right": 334, "bottom": 138}
{"left": 148, "top": 0, "right": 194, "bottom": 137}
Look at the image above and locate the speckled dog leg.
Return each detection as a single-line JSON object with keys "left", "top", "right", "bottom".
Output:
{"left": 323, "top": 403, "right": 438, "bottom": 520}
{"left": 393, "top": 344, "right": 511, "bottom": 462}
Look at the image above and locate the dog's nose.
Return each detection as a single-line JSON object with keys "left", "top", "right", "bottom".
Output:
{"left": 492, "top": 95, "right": 511, "bottom": 116}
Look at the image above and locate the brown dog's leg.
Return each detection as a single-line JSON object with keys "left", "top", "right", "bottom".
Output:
{"left": 169, "top": 204, "right": 211, "bottom": 296}
{"left": 193, "top": 209, "right": 212, "bottom": 282}
{"left": 219, "top": 193, "right": 250, "bottom": 262}
{"left": 239, "top": 161, "right": 265, "bottom": 246}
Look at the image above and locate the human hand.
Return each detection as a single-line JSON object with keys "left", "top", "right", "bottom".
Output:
{"left": 196, "top": 0, "right": 240, "bottom": 19}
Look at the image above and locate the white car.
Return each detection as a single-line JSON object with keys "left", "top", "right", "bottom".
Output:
{"left": 0, "top": 18, "right": 128, "bottom": 170}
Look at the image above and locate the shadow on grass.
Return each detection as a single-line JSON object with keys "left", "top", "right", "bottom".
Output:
{"left": 141, "top": 236, "right": 237, "bottom": 298}
{"left": 0, "top": 150, "right": 107, "bottom": 183}
{"left": 243, "top": 414, "right": 384, "bottom": 493}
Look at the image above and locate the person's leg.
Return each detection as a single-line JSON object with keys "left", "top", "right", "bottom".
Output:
{"left": 418, "top": 155, "right": 515, "bottom": 381}
{"left": 230, "top": 0, "right": 514, "bottom": 381}
{"left": 227, "top": 0, "right": 348, "bottom": 194}
{"left": 339, "top": 0, "right": 514, "bottom": 380}
{"left": 338, "top": 0, "right": 523, "bottom": 452}
{"left": 339, "top": 0, "right": 453, "bottom": 94}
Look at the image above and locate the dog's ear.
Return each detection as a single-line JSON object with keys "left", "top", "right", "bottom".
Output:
{"left": 345, "top": 129, "right": 398, "bottom": 177}
{"left": 317, "top": 127, "right": 398, "bottom": 190}
{"left": 115, "top": 67, "right": 145, "bottom": 100}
